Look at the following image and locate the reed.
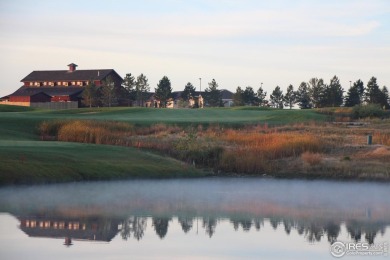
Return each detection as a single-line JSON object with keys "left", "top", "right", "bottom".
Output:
{"left": 217, "top": 130, "right": 323, "bottom": 174}
{"left": 374, "top": 132, "right": 390, "bottom": 146}
{"left": 301, "top": 152, "right": 323, "bottom": 166}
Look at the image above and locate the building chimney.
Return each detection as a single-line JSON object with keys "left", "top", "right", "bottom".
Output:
{"left": 67, "top": 63, "right": 78, "bottom": 72}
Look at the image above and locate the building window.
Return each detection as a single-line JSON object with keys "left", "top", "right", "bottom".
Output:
{"left": 59, "top": 222, "right": 65, "bottom": 229}
{"left": 63, "top": 82, "right": 68, "bottom": 86}
{"left": 73, "top": 222, "right": 79, "bottom": 230}
{"left": 30, "top": 221, "right": 36, "bottom": 228}
{"left": 58, "top": 82, "right": 62, "bottom": 86}
{"left": 44, "top": 221, "right": 50, "bottom": 228}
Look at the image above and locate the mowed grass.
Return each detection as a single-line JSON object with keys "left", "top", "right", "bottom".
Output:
{"left": 0, "top": 105, "right": 327, "bottom": 141}
{"left": 0, "top": 140, "right": 202, "bottom": 184}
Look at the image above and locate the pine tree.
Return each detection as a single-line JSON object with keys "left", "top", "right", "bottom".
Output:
{"left": 283, "top": 84, "right": 296, "bottom": 109}
{"left": 345, "top": 80, "right": 364, "bottom": 107}
{"left": 269, "top": 86, "right": 284, "bottom": 109}
{"left": 136, "top": 73, "right": 150, "bottom": 106}
{"left": 257, "top": 86, "right": 267, "bottom": 107}
{"left": 323, "top": 76, "right": 343, "bottom": 107}
{"left": 365, "top": 77, "right": 382, "bottom": 105}
{"left": 308, "top": 78, "right": 325, "bottom": 108}
{"left": 204, "top": 79, "right": 222, "bottom": 107}
{"left": 182, "top": 82, "right": 196, "bottom": 101}
{"left": 296, "top": 82, "right": 312, "bottom": 109}
{"left": 379, "top": 86, "right": 390, "bottom": 109}
{"left": 243, "top": 86, "right": 256, "bottom": 106}
{"left": 155, "top": 76, "right": 172, "bottom": 108}
{"left": 233, "top": 86, "right": 245, "bottom": 106}
{"left": 122, "top": 73, "right": 136, "bottom": 106}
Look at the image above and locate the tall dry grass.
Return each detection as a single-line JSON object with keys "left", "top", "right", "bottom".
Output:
{"left": 374, "top": 132, "right": 390, "bottom": 146}
{"left": 40, "top": 120, "right": 134, "bottom": 145}
{"left": 218, "top": 130, "right": 324, "bottom": 174}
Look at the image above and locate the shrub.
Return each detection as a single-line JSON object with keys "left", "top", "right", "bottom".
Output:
{"left": 352, "top": 104, "right": 384, "bottom": 119}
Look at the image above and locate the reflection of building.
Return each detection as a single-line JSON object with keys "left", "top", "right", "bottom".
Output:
{"left": 19, "top": 216, "right": 120, "bottom": 245}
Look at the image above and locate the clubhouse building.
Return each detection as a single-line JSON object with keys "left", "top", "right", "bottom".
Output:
{"left": 1, "top": 63, "right": 123, "bottom": 109}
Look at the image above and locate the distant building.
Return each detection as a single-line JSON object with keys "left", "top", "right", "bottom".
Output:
{"left": 2, "top": 63, "right": 123, "bottom": 108}
{"left": 143, "top": 89, "right": 233, "bottom": 108}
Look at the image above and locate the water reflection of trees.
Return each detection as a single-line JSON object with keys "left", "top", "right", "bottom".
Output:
{"left": 152, "top": 217, "right": 171, "bottom": 239}
{"left": 119, "top": 216, "right": 387, "bottom": 244}
{"left": 120, "top": 216, "right": 147, "bottom": 241}
{"left": 19, "top": 214, "right": 388, "bottom": 245}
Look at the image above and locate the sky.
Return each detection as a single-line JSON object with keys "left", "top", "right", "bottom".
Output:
{"left": 0, "top": 0, "right": 389, "bottom": 97}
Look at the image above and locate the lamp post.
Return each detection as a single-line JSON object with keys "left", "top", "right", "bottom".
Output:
{"left": 199, "top": 78, "right": 202, "bottom": 93}
{"left": 261, "top": 82, "right": 263, "bottom": 89}
{"left": 349, "top": 81, "right": 352, "bottom": 88}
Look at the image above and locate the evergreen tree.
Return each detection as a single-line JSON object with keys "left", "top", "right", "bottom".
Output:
{"left": 379, "top": 86, "right": 390, "bottom": 109}
{"left": 283, "top": 84, "right": 296, "bottom": 109}
{"left": 323, "top": 76, "right": 343, "bottom": 107}
{"left": 296, "top": 82, "right": 312, "bottom": 109}
{"left": 122, "top": 73, "right": 136, "bottom": 106}
{"left": 355, "top": 79, "right": 365, "bottom": 103}
{"left": 365, "top": 77, "right": 382, "bottom": 105}
{"left": 155, "top": 76, "right": 172, "bottom": 108}
{"left": 101, "top": 76, "right": 117, "bottom": 107}
{"left": 136, "top": 73, "right": 150, "bottom": 106}
{"left": 233, "top": 86, "right": 245, "bottom": 106}
{"left": 257, "top": 86, "right": 267, "bottom": 107}
{"left": 243, "top": 86, "right": 256, "bottom": 105}
{"left": 182, "top": 82, "right": 196, "bottom": 101}
{"left": 345, "top": 80, "right": 363, "bottom": 107}
{"left": 308, "top": 78, "right": 325, "bottom": 108}
{"left": 204, "top": 79, "right": 222, "bottom": 107}
{"left": 269, "top": 86, "right": 284, "bottom": 109}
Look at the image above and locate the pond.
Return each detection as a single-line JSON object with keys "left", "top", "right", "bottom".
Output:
{"left": 0, "top": 178, "right": 389, "bottom": 259}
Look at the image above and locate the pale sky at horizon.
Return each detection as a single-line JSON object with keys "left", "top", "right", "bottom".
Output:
{"left": 0, "top": 0, "right": 389, "bottom": 97}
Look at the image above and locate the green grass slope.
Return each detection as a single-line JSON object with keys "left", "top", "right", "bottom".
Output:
{"left": 0, "top": 140, "right": 201, "bottom": 184}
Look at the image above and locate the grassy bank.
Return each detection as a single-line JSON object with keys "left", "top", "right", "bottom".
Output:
{"left": 0, "top": 140, "right": 203, "bottom": 185}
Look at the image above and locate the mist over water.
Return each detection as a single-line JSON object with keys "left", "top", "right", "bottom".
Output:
{"left": 0, "top": 178, "right": 389, "bottom": 259}
{"left": 1, "top": 178, "right": 389, "bottom": 218}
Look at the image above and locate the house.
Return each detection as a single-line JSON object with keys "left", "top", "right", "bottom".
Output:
{"left": 141, "top": 89, "right": 232, "bottom": 108}
{"left": 2, "top": 63, "right": 123, "bottom": 108}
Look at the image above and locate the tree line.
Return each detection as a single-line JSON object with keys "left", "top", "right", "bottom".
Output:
{"left": 82, "top": 73, "right": 389, "bottom": 109}
{"left": 233, "top": 76, "right": 389, "bottom": 109}
{"left": 82, "top": 73, "right": 226, "bottom": 108}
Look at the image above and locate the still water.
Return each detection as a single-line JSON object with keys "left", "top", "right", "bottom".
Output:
{"left": 0, "top": 178, "right": 389, "bottom": 260}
